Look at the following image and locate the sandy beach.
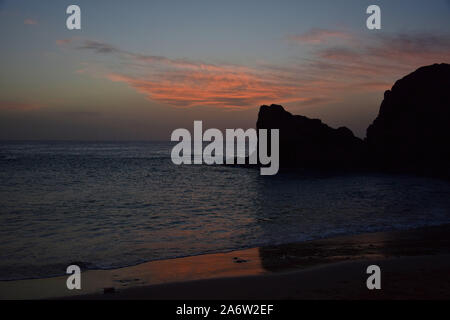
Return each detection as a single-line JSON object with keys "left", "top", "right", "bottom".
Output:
{"left": 1, "top": 224, "right": 450, "bottom": 300}
{"left": 77, "top": 254, "right": 450, "bottom": 300}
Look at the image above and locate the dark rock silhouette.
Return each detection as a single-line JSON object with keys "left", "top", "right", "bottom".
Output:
{"left": 256, "top": 63, "right": 450, "bottom": 177}
{"left": 256, "top": 104, "right": 366, "bottom": 169}
{"left": 366, "top": 63, "right": 450, "bottom": 177}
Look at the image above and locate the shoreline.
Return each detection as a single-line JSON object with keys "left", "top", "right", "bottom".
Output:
{"left": 2, "top": 221, "right": 447, "bottom": 282}
{"left": 1, "top": 224, "right": 450, "bottom": 299}
{"left": 75, "top": 254, "right": 450, "bottom": 300}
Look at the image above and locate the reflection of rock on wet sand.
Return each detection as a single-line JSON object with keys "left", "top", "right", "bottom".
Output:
{"left": 258, "top": 224, "right": 450, "bottom": 273}
{"left": 58, "top": 225, "right": 450, "bottom": 299}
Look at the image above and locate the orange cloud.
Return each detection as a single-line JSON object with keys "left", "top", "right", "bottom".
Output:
{"left": 107, "top": 68, "right": 304, "bottom": 109}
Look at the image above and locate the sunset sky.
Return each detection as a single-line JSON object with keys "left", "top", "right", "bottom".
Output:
{"left": 1, "top": 0, "right": 450, "bottom": 140}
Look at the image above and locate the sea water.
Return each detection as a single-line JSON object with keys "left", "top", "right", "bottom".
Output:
{"left": 1, "top": 141, "right": 450, "bottom": 280}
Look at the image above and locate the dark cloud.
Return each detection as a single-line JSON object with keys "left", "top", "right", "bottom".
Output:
{"left": 370, "top": 33, "right": 450, "bottom": 56}
{"left": 78, "top": 40, "right": 122, "bottom": 54}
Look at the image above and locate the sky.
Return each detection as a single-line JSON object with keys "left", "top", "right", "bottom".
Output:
{"left": 1, "top": 0, "right": 450, "bottom": 140}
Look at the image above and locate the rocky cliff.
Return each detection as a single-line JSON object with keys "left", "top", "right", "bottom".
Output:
{"left": 256, "top": 63, "right": 450, "bottom": 177}
{"left": 256, "top": 104, "right": 366, "bottom": 170}
{"left": 366, "top": 63, "right": 450, "bottom": 177}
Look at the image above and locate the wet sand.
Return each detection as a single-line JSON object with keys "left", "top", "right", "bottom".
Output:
{"left": 78, "top": 254, "right": 450, "bottom": 300}
{"left": 1, "top": 224, "right": 450, "bottom": 300}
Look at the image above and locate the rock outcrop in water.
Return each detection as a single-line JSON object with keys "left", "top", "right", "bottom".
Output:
{"left": 366, "top": 63, "right": 450, "bottom": 177}
{"left": 256, "top": 104, "right": 366, "bottom": 169}
{"left": 256, "top": 63, "right": 450, "bottom": 177}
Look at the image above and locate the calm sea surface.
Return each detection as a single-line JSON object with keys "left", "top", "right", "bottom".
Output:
{"left": 1, "top": 141, "right": 450, "bottom": 280}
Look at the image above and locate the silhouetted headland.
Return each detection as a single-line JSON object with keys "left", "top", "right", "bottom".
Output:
{"left": 257, "top": 104, "right": 366, "bottom": 170}
{"left": 257, "top": 63, "right": 450, "bottom": 178}
{"left": 366, "top": 63, "right": 450, "bottom": 177}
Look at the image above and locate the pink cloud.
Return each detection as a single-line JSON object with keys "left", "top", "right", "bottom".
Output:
{"left": 312, "top": 33, "right": 450, "bottom": 82}
{"left": 56, "top": 39, "right": 72, "bottom": 45}
{"left": 64, "top": 33, "right": 450, "bottom": 110}
{"left": 24, "top": 19, "right": 37, "bottom": 25}
{"left": 287, "top": 28, "right": 351, "bottom": 44}
{"left": 0, "top": 101, "right": 42, "bottom": 111}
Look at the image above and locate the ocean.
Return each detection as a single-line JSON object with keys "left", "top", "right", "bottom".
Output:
{"left": 1, "top": 141, "right": 450, "bottom": 280}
